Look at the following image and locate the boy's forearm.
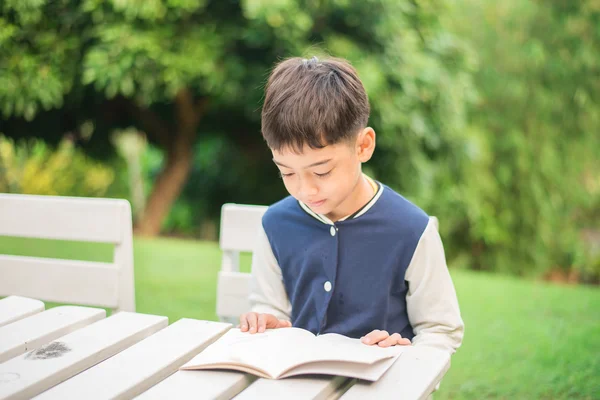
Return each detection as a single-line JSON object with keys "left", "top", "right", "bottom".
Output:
{"left": 406, "top": 218, "right": 465, "bottom": 355}
{"left": 248, "top": 223, "right": 292, "bottom": 321}
{"left": 411, "top": 323, "right": 464, "bottom": 354}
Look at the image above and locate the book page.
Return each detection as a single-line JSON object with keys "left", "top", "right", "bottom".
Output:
{"left": 281, "top": 353, "right": 403, "bottom": 381}
{"left": 181, "top": 328, "right": 315, "bottom": 378}
{"left": 292, "top": 333, "right": 405, "bottom": 366}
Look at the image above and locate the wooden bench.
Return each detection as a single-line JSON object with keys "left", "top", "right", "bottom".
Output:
{"left": 0, "top": 305, "right": 105, "bottom": 363}
{"left": 0, "top": 195, "right": 448, "bottom": 399}
{"left": 216, "top": 203, "right": 268, "bottom": 325}
{"left": 0, "top": 193, "right": 136, "bottom": 313}
{"left": 0, "top": 296, "right": 448, "bottom": 398}
{"left": 0, "top": 295, "right": 44, "bottom": 328}
{"left": 0, "top": 309, "right": 167, "bottom": 399}
{"left": 35, "top": 318, "right": 231, "bottom": 399}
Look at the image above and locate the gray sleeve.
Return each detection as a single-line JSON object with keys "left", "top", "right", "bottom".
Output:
{"left": 248, "top": 223, "right": 292, "bottom": 321}
{"left": 405, "top": 217, "right": 465, "bottom": 354}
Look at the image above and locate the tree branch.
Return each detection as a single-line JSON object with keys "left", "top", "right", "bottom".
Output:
{"left": 196, "top": 97, "right": 210, "bottom": 116}
{"left": 124, "top": 98, "right": 172, "bottom": 151}
{"left": 174, "top": 88, "right": 209, "bottom": 146}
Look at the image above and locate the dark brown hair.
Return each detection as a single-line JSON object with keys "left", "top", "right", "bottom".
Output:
{"left": 261, "top": 56, "right": 370, "bottom": 152}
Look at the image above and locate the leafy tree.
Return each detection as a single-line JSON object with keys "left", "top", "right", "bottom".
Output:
{"left": 443, "top": 0, "right": 600, "bottom": 278}
{"left": 0, "top": 0, "right": 474, "bottom": 237}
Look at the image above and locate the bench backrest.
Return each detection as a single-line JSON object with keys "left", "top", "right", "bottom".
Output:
{"left": 216, "top": 204, "right": 267, "bottom": 324}
{"left": 0, "top": 194, "right": 135, "bottom": 312}
{"left": 216, "top": 202, "right": 439, "bottom": 324}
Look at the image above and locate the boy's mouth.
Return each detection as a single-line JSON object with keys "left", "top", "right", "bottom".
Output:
{"left": 307, "top": 199, "right": 326, "bottom": 208}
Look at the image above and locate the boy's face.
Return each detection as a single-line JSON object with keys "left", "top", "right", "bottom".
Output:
{"left": 272, "top": 128, "right": 375, "bottom": 220}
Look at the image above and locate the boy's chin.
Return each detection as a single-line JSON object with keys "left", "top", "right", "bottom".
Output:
{"left": 313, "top": 203, "right": 337, "bottom": 217}
{"left": 309, "top": 204, "right": 335, "bottom": 217}
{"left": 302, "top": 199, "right": 339, "bottom": 217}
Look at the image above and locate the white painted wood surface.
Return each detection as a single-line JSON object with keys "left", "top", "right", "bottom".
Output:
{"left": 339, "top": 346, "right": 451, "bottom": 400}
{"left": 0, "top": 256, "right": 120, "bottom": 308}
{"left": 136, "top": 370, "right": 256, "bottom": 400}
{"left": 236, "top": 375, "right": 351, "bottom": 400}
{"left": 0, "top": 194, "right": 125, "bottom": 243}
{"left": 35, "top": 318, "right": 231, "bottom": 400}
{"left": 217, "top": 204, "right": 267, "bottom": 323}
{"left": 0, "top": 296, "right": 44, "bottom": 328}
{"left": 0, "top": 299, "right": 449, "bottom": 399}
{"left": 0, "top": 194, "right": 136, "bottom": 312}
{"left": 216, "top": 271, "right": 252, "bottom": 324}
{"left": 219, "top": 204, "right": 267, "bottom": 254}
{"left": 0, "top": 312, "right": 167, "bottom": 400}
{"left": 0, "top": 306, "right": 105, "bottom": 363}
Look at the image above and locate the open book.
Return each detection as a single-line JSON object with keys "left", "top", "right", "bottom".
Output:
{"left": 180, "top": 327, "right": 407, "bottom": 381}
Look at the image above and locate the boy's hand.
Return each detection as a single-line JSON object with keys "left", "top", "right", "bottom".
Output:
{"left": 239, "top": 312, "right": 292, "bottom": 333}
{"left": 360, "top": 330, "right": 412, "bottom": 347}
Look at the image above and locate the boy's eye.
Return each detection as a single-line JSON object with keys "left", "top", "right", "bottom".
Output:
{"left": 315, "top": 170, "right": 332, "bottom": 178}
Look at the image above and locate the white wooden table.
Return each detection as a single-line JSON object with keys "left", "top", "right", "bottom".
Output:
{"left": 0, "top": 296, "right": 450, "bottom": 400}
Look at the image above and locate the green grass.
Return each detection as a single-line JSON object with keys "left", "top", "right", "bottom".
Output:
{"left": 443, "top": 271, "right": 599, "bottom": 399}
{"left": 1, "top": 236, "right": 599, "bottom": 399}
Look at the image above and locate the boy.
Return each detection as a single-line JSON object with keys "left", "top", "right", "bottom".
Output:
{"left": 239, "top": 56, "right": 464, "bottom": 353}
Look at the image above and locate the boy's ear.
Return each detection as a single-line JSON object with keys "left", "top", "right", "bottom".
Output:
{"left": 356, "top": 127, "right": 376, "bottom": 163}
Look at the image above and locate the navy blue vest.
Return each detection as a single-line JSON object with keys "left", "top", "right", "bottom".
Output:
{"left": 262, "top": 184, "right": 429, "bottom": 339}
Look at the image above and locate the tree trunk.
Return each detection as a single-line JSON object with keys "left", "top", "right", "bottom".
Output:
{"left": 134, "top": 145, "right": 193, "bottom": 236}
{"left": 133, "top": 89, "right": 207, "bottom": 236}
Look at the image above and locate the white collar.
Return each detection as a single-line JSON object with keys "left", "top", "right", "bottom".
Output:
{"left": 298, "top": 181, "right": 383, "bottom": 225}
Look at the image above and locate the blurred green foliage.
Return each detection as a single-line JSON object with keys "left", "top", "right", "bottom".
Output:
{"left": 0, "top": 134, "right": 114, "bottom": 196}
{"left": 0, "top": 0, "right": 598, "bottom": 279}
{"left": 440, "top": 0, "right": 600, "bottom": 280}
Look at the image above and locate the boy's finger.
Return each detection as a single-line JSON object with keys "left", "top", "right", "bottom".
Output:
{"left": 258, "top": 314, "right": 268, "bottom": 333}
{"left": 247, "top": 313, "right": 258, "bottom": 334}
{"left": 263, "top": 314, "right": 279, "bottom": 329}
{"left": 397, "top": 336, "right": 412, "bottom": 346}
{"left": 276, "top": 319, "right": 292, "bottom": 328}
{"left": 239, "top": 314, "right": 249, "bottom": 332}
{"left": 360, "top": 330, "right": 377, "bottom": 344}
{"left": 361, "top": 330, "right": 389, "bottom": 345}
{"left": 376, "top": 334, "right": 397, "bottom": 348}
{"left": 378, "top": 333, "right": 402, "bottom": 347}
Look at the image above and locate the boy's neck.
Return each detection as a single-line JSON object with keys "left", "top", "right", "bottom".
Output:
{"left": 324, "top": 174, "right": 375, "bottom": 222}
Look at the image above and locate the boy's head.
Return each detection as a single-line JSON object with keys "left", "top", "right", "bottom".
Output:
{"left": 261, "top": 56, "right": 376, "bottom": 219}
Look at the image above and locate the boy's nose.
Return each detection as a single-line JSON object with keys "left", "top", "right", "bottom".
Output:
{"left": 299, "top": 180, "right": 318, "bottom": 197}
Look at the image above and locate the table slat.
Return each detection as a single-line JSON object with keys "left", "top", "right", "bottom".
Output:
{"left": 0, "top": 296, "right": 44, "bottom": 328}
{"left": 0, "top": 306, "right": 105, "bottom": 363}
{"left": 36, "top": 319, "right": 231, "bottom": 400}
{"left": 136, "top": 370, "right": 256, "bottom": 400}
{"left": 339, "top": 346, "right": 451, "bottom": 400}
{"left": 0, "top": 311, "right": 167, "bottom": 400}
{"left": 236, "top": 375, "right": 350, "bottom": 400}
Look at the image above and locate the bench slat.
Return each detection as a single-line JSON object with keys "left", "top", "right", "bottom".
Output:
{"left": 0, "top": 306, "right": 106, "bottom": 363}
{"left": 0, "top": 194, "right": 126, "bottom": 243}
{"left": 0, "top": 311, "right": 167, "bottom": 400}
{"left": 216, "top": 271, "right": 251, "bottom": 322}
{"left": 219, "top": 204, "right": 267, "bottom": 252}
{"left": 0, "top": 256, "right": 119, "bottom": 308}
{"left": 136, "top": 370, "right": 256, "bottom": 400}
{"left": 236, "top": 376, "right": 350, "bottom": 400}
{"left": 36, "top": 319, "right": 231, "bottom": 400}
{"left": 339, "top": 346, "right": 450, "bottom": 400}
{"left": 0, "top": 296, "right": 44, "bottom": 328}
